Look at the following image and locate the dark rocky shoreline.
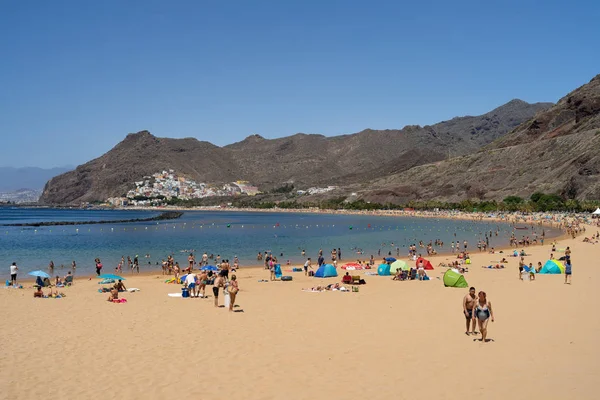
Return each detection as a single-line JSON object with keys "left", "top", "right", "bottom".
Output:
{"left": 1, "top": 211, "right": 183, "bottom": 227}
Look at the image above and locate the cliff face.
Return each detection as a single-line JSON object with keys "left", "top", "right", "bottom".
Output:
{"left": 39, "top": 99, "right": 552, "bottom": 205}
{"left": 358, "top": 75, "right": 600, "bottom": 203}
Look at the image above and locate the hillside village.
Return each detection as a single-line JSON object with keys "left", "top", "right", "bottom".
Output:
{"left": 103, "top": 170, "right": 341, "bottom": 207}
{"left": 106, "top": 170, "right": 260, "bottom": 206}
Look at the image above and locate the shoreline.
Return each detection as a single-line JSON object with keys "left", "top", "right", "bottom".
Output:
{"left": 4, "top": 208, "right": 579, "bottom": 280}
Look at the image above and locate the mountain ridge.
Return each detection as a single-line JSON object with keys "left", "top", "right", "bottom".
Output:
{"left": 39, "top": 99, "right": 553, "bottom": 204}
{"left": 356, "top": 74, "right": 600, "bottom": 204}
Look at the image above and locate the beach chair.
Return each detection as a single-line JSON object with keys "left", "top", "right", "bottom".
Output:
{"left": 274, "top": 264, "right": 282, "bottom": 280}
{"left": 351, "top": 275, "right": 361, "bottom": 285}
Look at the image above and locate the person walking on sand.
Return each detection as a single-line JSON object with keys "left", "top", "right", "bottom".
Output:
{"left": 213, "top": 274, "right": 225, "bottom": 307}
{"left": 564, "top": 258, "right": 572, "bottom": 284}
{"left": 473, "top": 291, "right": 494, "bottom": 343}
{"left": 463, "top": 287, "right": 477, "bottom": 335}
{"left": 228, "top": 274, "right": 239, "bottom": 311}
{"left": 9, "top": 262, "right": 18, "bottom": 285}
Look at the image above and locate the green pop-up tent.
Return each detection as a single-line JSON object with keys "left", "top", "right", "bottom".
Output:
{"left": 390, "top": 259, "right": 408, "bottom": 274}
{"left": 443, "top": 269, "right": 468, "bottom": 288}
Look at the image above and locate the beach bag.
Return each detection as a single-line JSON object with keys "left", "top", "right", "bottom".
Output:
{"left": 281, "top": 276, "right": 293, "bottom": 281}
{"left": 228, "top": 285, "right": 239, "bottom": 294}
{"left": 308, "top": 271, "right": 315, "bottom": 276}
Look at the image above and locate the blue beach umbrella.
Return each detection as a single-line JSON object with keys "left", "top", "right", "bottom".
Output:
{"left": 201, "top": 265, "right": 218, "bottom": 271}
{"left": 385, "top": 257, "right": 397, "bottom": 262}
{"left": 98, "top": 274, "right": 126, "bottom": 281}
{"left": 28, "top": 270, "right": 50, "bottom": 279}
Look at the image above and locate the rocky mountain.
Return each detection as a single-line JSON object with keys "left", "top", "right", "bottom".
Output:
{"left": 358, "top": 74, "right": 600, "bottom": 203}
{"left": 39, "top": 99, "right": 551, "bottom": 204}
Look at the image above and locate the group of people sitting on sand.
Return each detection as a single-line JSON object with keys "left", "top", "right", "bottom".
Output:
{"left": 33, "top": 271, "right": 74, "bottom": 298}
{"left": 391, "top": 267, "right": 430, "bottom": 281}
{"left": 106, "top": 279, "right": 127, "bottom": 302}
{"left": 34, "top": 285, "right": 66, "bottom": 298}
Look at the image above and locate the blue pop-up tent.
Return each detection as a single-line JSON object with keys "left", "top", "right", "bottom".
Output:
{"left": 377, "top": 263, "right": 391, "bottom": 276}
{"left": 314, "top": 264, "right": 337, "bottom": 278}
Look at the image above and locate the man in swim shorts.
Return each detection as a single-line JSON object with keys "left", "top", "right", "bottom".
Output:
{"left": 463, "top": 287, "right": 477, "bottom": 335}
{"left": 213, "top": 275, "right": 225, "bottom": 307}
{"left": 198, "top": 270, "right": 208, "bottom": 297}
{"left": 518, "top": 257, "right": 525, "bottom": 280}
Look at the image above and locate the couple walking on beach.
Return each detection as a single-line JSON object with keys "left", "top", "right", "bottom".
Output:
{"left": 213, "top": 273, "right": 239, "bottom": 312}
{"left": 463, "top": 287, "right": 494, "bottom": 343}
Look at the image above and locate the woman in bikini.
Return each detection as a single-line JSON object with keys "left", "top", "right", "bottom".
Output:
{"left": 228, "top": 274, "right": 239, "bottom": 312}
{"left": 472, "top": 291, "right": 494, "bottom": 343}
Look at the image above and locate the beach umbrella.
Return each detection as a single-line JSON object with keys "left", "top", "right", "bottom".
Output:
{"left": 200, "top": 265, "right": 218, "bottom": 271}
{"left": 390, "top": 260, "right": 408, "bottom": 272}
{"left": 385, "top": 257, "right": 396, "bottom": 262}
{"left": 28, "top": 270, "right": 50, "bottom": 279}
{"left": 98, "top": 274, "right": 126, "bottom": 280}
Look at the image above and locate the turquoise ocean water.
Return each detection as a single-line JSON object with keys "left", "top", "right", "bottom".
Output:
{"left": 0, "top": 208, "right": 558, "bottom": 278}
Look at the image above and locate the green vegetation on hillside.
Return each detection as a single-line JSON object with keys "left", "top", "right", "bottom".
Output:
{"left": 160, "top": 192, "right": 600, "bottom": 213}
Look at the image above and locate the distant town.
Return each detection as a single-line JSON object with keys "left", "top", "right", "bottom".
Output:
{"left": 0, "top": 189, "right": 42, "bottom": 204}
{"left": 106, "top": 170, "right": 339, "bottom": 207}
{"left": 0, "top": 170, "right": 340, "bottom": 206}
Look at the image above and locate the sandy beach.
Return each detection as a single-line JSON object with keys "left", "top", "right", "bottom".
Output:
{"left": 2, "top": 219, "right": 599, "bottom": 400}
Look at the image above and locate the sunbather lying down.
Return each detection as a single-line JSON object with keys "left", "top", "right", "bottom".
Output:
{"left": 303, "top": 283, "right": 348, "bottom": 292}
{"left": 482, "top": 264, "right": 504, "bottom": 269}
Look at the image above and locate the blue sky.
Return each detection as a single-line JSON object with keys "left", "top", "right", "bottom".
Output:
{"left": 1, "top": 0, "right": 598, "bottom": 168}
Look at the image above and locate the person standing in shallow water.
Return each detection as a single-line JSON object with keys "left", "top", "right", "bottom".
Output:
{"left": 95, "top": 258, "right": 102, "bottom": 276}
{"left": 473, "top": 291, "right": 494, "bottom": 343}
{"left": 463, "top": 287, "right": 477, "bottom": 335}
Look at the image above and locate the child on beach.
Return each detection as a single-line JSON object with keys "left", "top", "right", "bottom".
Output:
{"left": 529, "top": 263, "right": 535, "bottom": 280}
